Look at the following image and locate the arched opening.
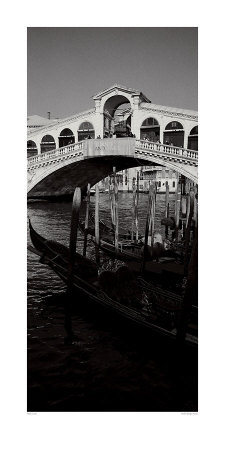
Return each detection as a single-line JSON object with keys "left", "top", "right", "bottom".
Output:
{"left": 114, "top": 104, "right": 132, "bottom": 138}
{"left": 188, "top": 126, "right": 198, "bottom": 150}
{"left": 27, "top": 140, "right": 37, "bottom": 158}
{"left": 140, "top": 117, "right": 160, "bottom": 142}
{"left": 59, "top": 128, "right": 75, "bottom": 147}
{"left": 40, "top": 135, "right": 56, "bottom": 154}
{"left": 103, "top": 96, "right": 132, "bottom": 138}
{"left": 78, "top": 122, "right": 95, "bottom": 141}
{"left": 163, "top": 121, "right": 184, "bottom": 147}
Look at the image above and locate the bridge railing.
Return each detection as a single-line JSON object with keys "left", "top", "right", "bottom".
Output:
{"left": 27, "top": 141, "right": 84, "bottom": 168}
{"left": 27, "top": 138, "right": 198, "bottom": 170}
{"left": 135, "top": 140, "right": 198, "bottom": 162}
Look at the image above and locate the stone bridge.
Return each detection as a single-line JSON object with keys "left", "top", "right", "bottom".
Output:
{"left": 27, "top": 138, "right": 198, "bottom": 198}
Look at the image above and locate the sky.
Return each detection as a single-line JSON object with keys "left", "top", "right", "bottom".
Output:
{"left": 27, "top": 27, "right": 198, "bottom": 119}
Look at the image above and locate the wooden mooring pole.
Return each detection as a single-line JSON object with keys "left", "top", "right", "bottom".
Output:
{"left": 150, "top": 183, "right": 156, "bottom": 251}
{"left": 165, "top": 181, "right": 169, "bottom": 238}
{"left": 69, "top": 187, "right": 82, "bottom": 265}
{"left": 184, "top": 188, "right": 195, "bottom": 276}
{"left": 141, "top": 182, "right": 153, "bottom": 273}
{"left": 65, "top": 186, "right": 82, "bottom": 341}
{"left": 175, "top": 183, "right": 181, "bottom": 242}
{"left": 83, "top": 183, "right": 91, "bottom": 257}
{"left": 95, "top": 183, "right": 100, "bottom": 264}
{"left": 177, "top": 227, "right": 198, "bottom": 345}
{"left": 114, "top": 167, "right": 119, "bottom": 253}
{"left": 193, "top": 184, "right": 198, "bottom": 237}
{"left": 131, "top": 179, "right": 136, "bottom": 241}
{"left": 109, "top": 175, "right": 115, "bottom": 229}
{"left": 135, "top": 172, "right": 139, "bottom": 242}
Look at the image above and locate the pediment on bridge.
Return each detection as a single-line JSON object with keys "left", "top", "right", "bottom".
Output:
{"left": 92, "top": 84, "right": 151, "bottom": 103}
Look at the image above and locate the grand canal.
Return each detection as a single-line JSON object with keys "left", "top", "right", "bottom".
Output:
{"left": 27, "top": 192, "right": 198, "bottom": 412}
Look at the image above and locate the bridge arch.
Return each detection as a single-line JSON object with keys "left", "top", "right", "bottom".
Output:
{"left": 188, "top": 126, "right": 198, "bottom": 150}
{"left": 140, "top": 117, "right": 160, "bottom": 142}
{"left": 40, "top": 135, "right": 56, "bottom": 154}
{"left": 59, "top": 128, "right": 75, "bottom": 147}
{"left": 27, "top": 138, "right": 198, "bottom": 197}
{"left": 163, "top": 121, "right": 184, "bottom": 147}
{"left": 78, "top": 121, "right": 95, "bottom": 141}
{"left": 27, "top": 140, "right": 37, "bottom": 158}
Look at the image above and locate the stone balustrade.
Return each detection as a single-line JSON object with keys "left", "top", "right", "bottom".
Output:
{"left": 27, "top": 141, "right": 84, "bottom": 168}
{"left": 27, "top": 138, "right": 198, "bottom": 192}
{"left": 135, "top": 140, "right": 198, "bottom": 163}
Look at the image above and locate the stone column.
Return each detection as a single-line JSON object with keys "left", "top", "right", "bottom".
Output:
{"left": 183, "top": 130, "right": 189, "bottom": 149}
{"left": 159, "top": 116, "right": 165, "bottom": 143}
{"left": 37, "top": 141, "right": 42, "bottom": 155}
{"left": 160, "top": 127, "right": 164, "bottom": 144}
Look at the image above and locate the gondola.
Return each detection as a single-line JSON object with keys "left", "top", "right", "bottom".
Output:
{"left": 79, "top": 212, "right": 183, "bottom": 268}
{"left": 78, "top": 211, "right": 142, "bottom": 243}
{"left": 28, "top": 221, "right": 197, "bottom": 347}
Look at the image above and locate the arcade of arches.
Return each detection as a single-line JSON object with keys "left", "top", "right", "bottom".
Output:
{"left": 27, "top": 120, "right": 198, "bottom": 157}
{"left": 27, "top": 85, "right": 198, "bottom": 159}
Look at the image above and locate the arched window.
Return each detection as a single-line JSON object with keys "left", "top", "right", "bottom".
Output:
{"left": 189, "top": 126, "right": 198, "bottom": 135}
{"left": 164, "top": 121, "right": 184, "bottom": 147}
{"left": 78, "top": 122, "right": 95, "bottom": 141}
{"left": 165, "top": 121, "right": 183, "bottom": 130}
{"left": 142, "top": 118, "right": 159, "bottom": 127}
{"left": 140, "top": 117, "right": 160, "bottom": 141}
{"left": 40, "top": 135, "right": 56, "bottom": 154}
{"left": 27, "top": 140, "right": 37, "bottom": 158}
{"left": 59, "top": 128, "right": 75, "bottom": 147}
{"left": 188, "top": 126, "right": 198, "bottom": 150}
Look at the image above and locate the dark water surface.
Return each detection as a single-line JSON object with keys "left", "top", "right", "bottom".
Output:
{"left": 27, "top": 193, "right": 198, "bottom": 412}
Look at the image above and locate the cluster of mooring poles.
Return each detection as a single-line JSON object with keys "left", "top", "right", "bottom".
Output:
{"left": 67, "top": 170, "right": 198, "bottom": 345}
{"left": 109, "top": 167, "right": 119, "bottom": 253}
{"left": 161, "top": 175, "right": 198, "bottom": 344}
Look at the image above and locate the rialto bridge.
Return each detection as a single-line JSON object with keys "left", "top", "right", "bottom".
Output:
{"left": 27, "top": 85, "right": 198, "bottom": 198}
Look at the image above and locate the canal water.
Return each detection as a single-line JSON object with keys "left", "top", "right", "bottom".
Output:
{"left": 27, "top": 193, "right": 198, "bottom": 412}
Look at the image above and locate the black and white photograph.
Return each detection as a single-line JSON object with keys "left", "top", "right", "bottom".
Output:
{"left": 27, "top": 27, "right": 198, "bottom": 413}
{"left": 2, "top": 7, "right": 225, "bottom": 448}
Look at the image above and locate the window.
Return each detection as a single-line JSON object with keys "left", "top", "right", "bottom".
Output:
{"left": 173, "top": 181, "right": 176, "bottom": 187}
{"left": 79, "top": 121, "right": 94, "bottom": 131}
{"left": 78, "top": 121, "right": 95, "bottom": 141}
{"left": 141, "top": 117, "right": 159, "bottom": 127}
{"left": 165, "top": 121, "right": 183, "bottom": 130}
{"left": 189, "top": 126, "right": 198, "bottom": 135}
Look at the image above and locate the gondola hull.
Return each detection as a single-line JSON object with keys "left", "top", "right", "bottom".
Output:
{"left": 28, "top": 221, "right": 197, "bottom": 349}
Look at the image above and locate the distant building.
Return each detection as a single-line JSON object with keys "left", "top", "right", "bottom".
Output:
{"left": 98, "top": 166, "right": 179, "bottom": 193}
{"left": 27, "top": 115, "right": 58, "bottom": 129}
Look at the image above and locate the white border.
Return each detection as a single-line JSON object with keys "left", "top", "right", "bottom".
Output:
{"left": 2, "top": 2, "right": 225, "bottom": 449}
